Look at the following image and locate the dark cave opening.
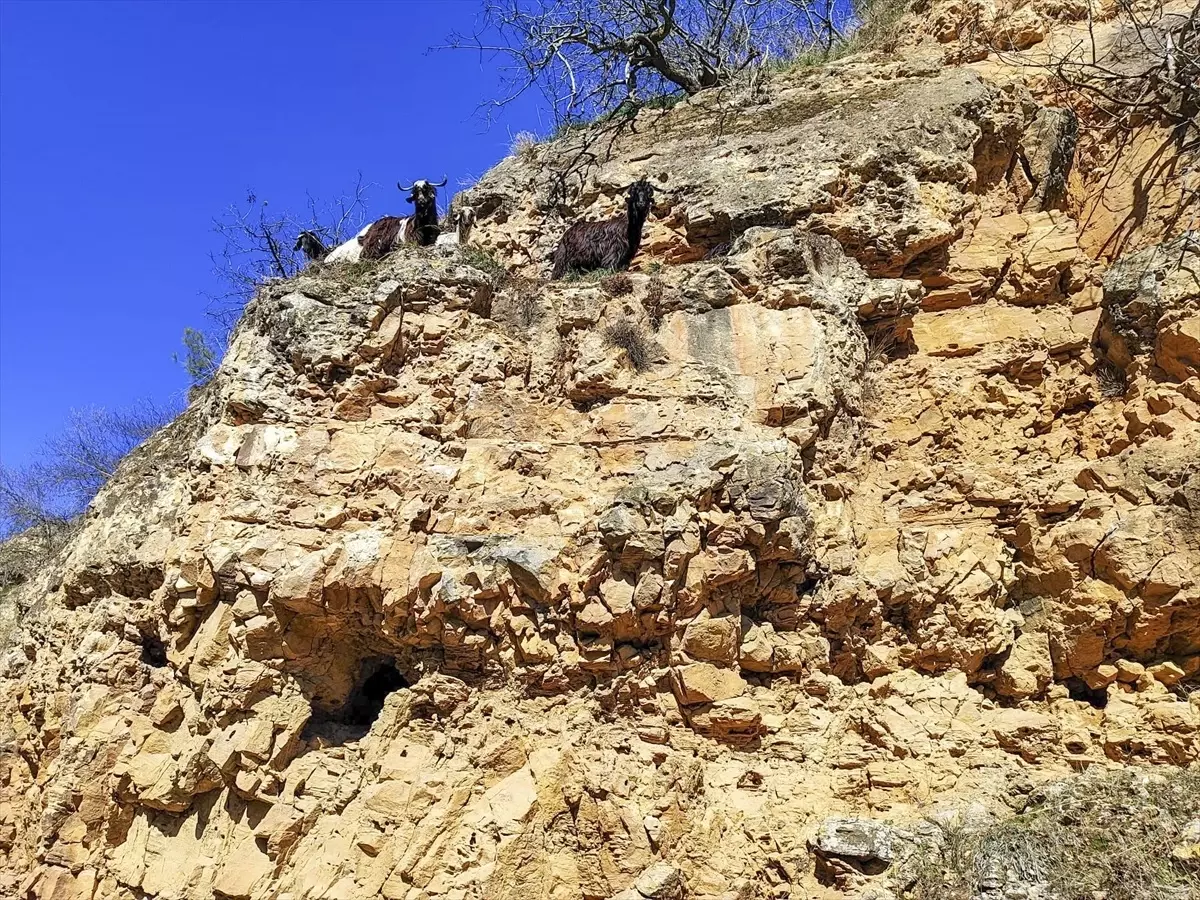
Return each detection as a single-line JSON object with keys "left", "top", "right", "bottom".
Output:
{"left": 343, "top": 661, "right": 408, "bottom": 727}
{"left": 1064, "top": 676, "right": 1109, "bottom": 709}
{"left": 140, "top": 633, "right": 168, "bottom": 668}
{"left": 303, "top": 658, "right": 409, "bottom": 744}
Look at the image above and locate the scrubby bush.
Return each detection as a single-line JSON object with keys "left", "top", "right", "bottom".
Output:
{"left": 603, "top": 320, "right": 660, "bottom": 372}
{"left": 904, "top": 769, "right": 1200, "bottom": 900}
{"left": 176, "top": 327, "right": 221, "bottom": 391}
{"left": 1094, "top": 359, "right": 1128, "bottom": 399}
{"left": 600, "top": 272, "right": 633, "bottom": 296}
{"left": 644, "top": 275, "right": 666, "bottom": 330}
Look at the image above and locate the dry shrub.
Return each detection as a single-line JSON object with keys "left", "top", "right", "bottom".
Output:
{"left": 861, "top": 326, "right": 898, "bottom": 414}
{"left": 644, "top": 275, "right": 666, "bottom": 330}
{"left": 509, "top": 131, "right": 539, "bottom": 162}
{"left": 603, "top": 320, "right": 660, "bottom": 372}
{"left": 600, "top": 272, "right": 633, "bottom": 296}
{"left": 849, "top": 0, "right": 909, "bottom": 55}
{"left": 1094, "top": 359, "right": 1128, "bottom": 399}
{"left": 905, "top": 768, "right": 1200, "bottom": 900}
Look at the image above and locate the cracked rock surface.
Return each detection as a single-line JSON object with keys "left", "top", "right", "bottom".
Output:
{"left": 2, "top": 3, "right": 1198, "bottom": 899}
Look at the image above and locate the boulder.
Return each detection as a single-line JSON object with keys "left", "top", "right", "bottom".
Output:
{"left": 634, "top": 862, "right": 685, "bottom": 900}
{"left": 681, "top": 616, "right": 740, "bottom": 665}
{"left": 672, "top": 663, "right": 746, "bottom": 705}
{"left": 995, "top": 631, "right": 1053, "bottom": 700}
{"left": 810, "top": 817, "right": 905, "bottom": 870}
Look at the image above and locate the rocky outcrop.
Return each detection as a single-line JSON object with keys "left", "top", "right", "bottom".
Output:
{"left": 1096, "top": 232, "right": 1200, "bottom": 381}
{"left": 2, "top": 6, "right": 1198, "bottom": 900}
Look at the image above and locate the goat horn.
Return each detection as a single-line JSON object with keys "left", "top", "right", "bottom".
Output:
{"left": 431, "top": 176, "right": 448, "bottom": 188}
{"left": 398, "top": 181, "right": 414, "bottom": 192}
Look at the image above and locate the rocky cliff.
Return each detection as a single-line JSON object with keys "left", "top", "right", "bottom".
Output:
{"left": 2, "top": 3, "right": 1198, "bottom": 900}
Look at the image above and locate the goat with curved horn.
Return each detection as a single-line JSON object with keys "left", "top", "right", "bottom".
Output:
{"left": 356, "top": 178, "right": 449, "bottom": 257}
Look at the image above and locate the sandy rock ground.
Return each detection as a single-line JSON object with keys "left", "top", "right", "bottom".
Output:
{"left": 2, "top": 3, "right": 1197, "bottom": 899}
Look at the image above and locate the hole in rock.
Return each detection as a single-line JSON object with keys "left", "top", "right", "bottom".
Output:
{"left": 140, "top": 634, "right": 169, "bottom": 668}
{"left": 303, "top": 658, "right": 409, "bottom": 745}
{"left": 344, "top": 661, "right": 408, "bottom": 727}
{"left": 1064, "top": 676, "right": 1108, "bottom": 709}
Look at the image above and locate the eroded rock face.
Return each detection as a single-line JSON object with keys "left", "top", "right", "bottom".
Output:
{"left": 1095, "top": 233, "right": 1200, "bottom": 380}
{"left": 2, "top": 12, "right": 1199, "bottom": 900}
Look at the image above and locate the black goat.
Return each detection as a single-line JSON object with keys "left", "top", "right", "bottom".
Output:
{"left": 358, "top": 178, "right": 447, "bottom": 260}
{"left": 551, "top": 178, "right": 656, "bottom": 279}
{"left": 294, "top": 230, "right": 328, "bottom": 261}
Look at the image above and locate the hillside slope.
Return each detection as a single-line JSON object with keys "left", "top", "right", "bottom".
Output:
{"left": 2, "top": 4, "right": 1198, "bottom": 900}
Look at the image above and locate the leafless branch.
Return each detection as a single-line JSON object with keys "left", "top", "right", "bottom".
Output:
{"left": 206, "top": 174, "right": 374, "bottom": 330}
{"left": 439, "top": 0, "right": 841, "bottom": 127}
{"left": 996, "top": 1, "right": 1198, "bottom": 141}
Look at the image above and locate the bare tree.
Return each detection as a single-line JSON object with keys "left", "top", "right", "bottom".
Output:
{"left": 0, "top": 466, "right": 65, "bottom": 546}
{"left": 442, "top": 0, "right": 847, "bottom": 127}
{"left": 985, "top": 1, "right": 1198, "bottom": 251}
{"left": 1039, "top": 1, "right": 1198, "bottom": 141}
{"left": 207, "top": 174, "right": 374, "bottom": 329}
{"left": 0, "top": 401, "right": 179, "bottom": 541}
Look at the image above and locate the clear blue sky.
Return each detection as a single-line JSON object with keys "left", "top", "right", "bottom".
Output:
{"left": 0, "top": 0, "right": 544, "bottom": 469}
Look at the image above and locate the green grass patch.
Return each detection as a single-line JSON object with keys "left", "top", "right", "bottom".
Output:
{"left": 459, "top": 247, "right": 509, "bottom": 285}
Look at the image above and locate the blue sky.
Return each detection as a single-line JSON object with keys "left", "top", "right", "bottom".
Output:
{"left": 0, "top": 0, "right": 544, "bottom": 469}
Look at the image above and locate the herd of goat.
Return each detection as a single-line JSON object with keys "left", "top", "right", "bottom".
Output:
{"left": 291, "top": 176, "right": 657, "bottom": 280}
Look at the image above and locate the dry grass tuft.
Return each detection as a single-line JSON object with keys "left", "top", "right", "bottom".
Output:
{"left": 603, "top": 320, "right": 660, "bottom": 372}
{"left": 600, "top": 272, "right": 633, "bottom": 296}
{"left": 904, "top": 768, "right": 1200, "bottom": 900}
{"left": 510, "top": 131, "right": 539, "bottom": 162}
{"left": 1094, "top": 359, "right": 1128, "bottom": 399}
{"left": 644, "top": 275, "right": 666, "bottom": 330}
{"left": 861, "top": 326, "right": 898, "bottom": 414}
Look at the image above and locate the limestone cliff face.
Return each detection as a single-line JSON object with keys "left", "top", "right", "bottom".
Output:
{"left": 2, "top": 6, "right": 1198, "bottom": 900}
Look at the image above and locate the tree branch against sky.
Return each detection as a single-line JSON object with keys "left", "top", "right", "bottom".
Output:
{"left": 206, "top": 174, "right": 374, "bottom": 331}
{"left": 441, "top": 0, "right": 855, "bottom": 127}
{"left": 0, "top": 401, "right": 178, "bottom": 541}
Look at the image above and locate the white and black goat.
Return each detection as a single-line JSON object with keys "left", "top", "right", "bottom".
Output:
{"left": 435, "top": 205, "right": 476, "bottom": 247}
{"left": 550, "top": 178, "right": 656, "bottom": 279}
{"left": 324, "top": 178, "right": 448, "bottom": 263}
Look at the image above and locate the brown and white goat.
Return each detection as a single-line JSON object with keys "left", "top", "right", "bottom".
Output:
{"left": 359, "top": 178, "right": 447, "bottom": 259}
{"left": 326, "top": 178, "right": 447, "bottom": 263}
